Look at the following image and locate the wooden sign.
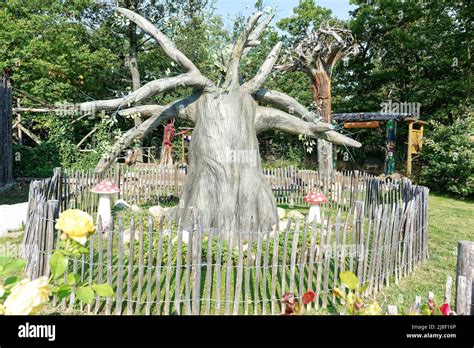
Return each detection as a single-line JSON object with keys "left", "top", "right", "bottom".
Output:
{"left": 344, "top": 121, "right": 380, "bottom": 129}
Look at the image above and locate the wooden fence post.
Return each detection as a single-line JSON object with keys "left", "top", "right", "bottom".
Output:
{"left": 43, "top": 200, "right": 60, "bottom": 277}
{"left": 0, "top": 73, "right": 14, "bottom": 192}
{"left": 455, "top": 241, "right": 474, "bottom": 315}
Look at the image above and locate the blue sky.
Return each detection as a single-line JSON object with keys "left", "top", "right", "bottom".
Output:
{"left": 213, "top": 0, "right": 356, "bottom": 29}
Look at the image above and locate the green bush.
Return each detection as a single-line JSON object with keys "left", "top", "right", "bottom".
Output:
{"left": 13, "top": 142, "right": 61, "bottom": 178}
{"left": 420, "top": 117, "right": 474, "bottom": 197}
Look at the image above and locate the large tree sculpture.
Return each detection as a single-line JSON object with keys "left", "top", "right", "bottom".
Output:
{"left": 79, "top": 8, "right": 361, "bottom": 234}
{"left": 278, "top": 26, "right": 358, "bottom": 179}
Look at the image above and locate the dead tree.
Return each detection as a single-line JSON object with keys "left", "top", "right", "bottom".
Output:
{"left": 277, "top": 26, "right": 358, "bottom": 179}
{"left": 79, "top": 8, "right": 361, "bottom": 235}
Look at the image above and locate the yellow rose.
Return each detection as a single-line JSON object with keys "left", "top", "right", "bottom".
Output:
{"left": 0, "top": 285, "right": 5, "bottom": 297}
{"left": 4, "top": 277, "right": 50, "bottom": 315}
{"left": 332, "top": 287, "right": 345, "bottom": 298}
{"left": 55, "top": 209, "right": 95, "bottom": 245}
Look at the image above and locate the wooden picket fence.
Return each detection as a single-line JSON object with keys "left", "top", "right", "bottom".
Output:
{"left": 22, "top": 168, "right": 429, "bottom": 315}
{"left": 61, "top": 164, "right": 411, "bottom": 214}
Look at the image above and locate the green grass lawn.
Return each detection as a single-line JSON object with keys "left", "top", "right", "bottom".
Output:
{"left": 372, "top": 193, "right": 473, "bottom": 313}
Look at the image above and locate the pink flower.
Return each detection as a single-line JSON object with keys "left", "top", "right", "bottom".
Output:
{"left": 440, "top": 303, "right": 452, "bottom": 316}
{"left": 302, "top": 291, "right": 316, "bottom": 305}
{"left": 282, "top": 292, "right": 296, "bottom": 306}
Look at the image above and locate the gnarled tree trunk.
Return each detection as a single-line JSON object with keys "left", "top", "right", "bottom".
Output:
{"left": 177, "top": 89, "right": 277, "bottom": 235}
{"left": 311, "top": 70, "right": 333, "bottom": 180}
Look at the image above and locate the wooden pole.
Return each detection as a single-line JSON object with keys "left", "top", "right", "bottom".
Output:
{"left": 384, "top": 120, "right": 397, "bottom": 175}
{"left": 181, "top": 133, "right": 185, "bottom": 164}
{"left": 406, "top": 120, "right": 414, "bottom": 177}
{"left": 16, "top": 98, "right": 23, "bottom": 144}
{"left": 344, "top": 121, "right": 380, "bottom": 129}
{"left": 455, "top": 241, "right": 474, "bottom": 315}
{"left": 0, "top": 73, "right": 14, "bottom": 191}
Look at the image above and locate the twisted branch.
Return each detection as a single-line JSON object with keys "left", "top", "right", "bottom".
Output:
{"left": 94, "top": 94, "right": 199, "bottom": 173}
{"left": 255, "top": 106, "right": 361, "bottom": 148}
{"left": 244, "top": 42, "right": 282, "bottom": 92}
{"left": 224, "top": 12, "right": 262, "bottom": 87}
{"left": 80, "top": 74, "right": 211, "bottom": 113}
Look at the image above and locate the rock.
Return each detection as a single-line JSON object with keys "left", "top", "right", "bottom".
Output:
{"left": 122, "top": 228, "right": 138, "bottom": 244}
{"left": 279, "top": 219, "right": 290, "bottom": 230}
{"left": 277, "top": 207, "right": 286, "bottom": 220}
{"left": 149, "top": 205, "right": 165, "bottom": 219}
{"left": 113, "top": 199, "right": 131, "bottom": 210}
{"left": 0, "top": 202, "right": 28, "bottom": 235}
{"left": 131, "top": 204, "right": 141, "bottom": 213}
{"left": 172, "top": 230, "right": 190, "bottom": 244}
{"left": 287, "top": 210, "right": 305, "bottom": 220}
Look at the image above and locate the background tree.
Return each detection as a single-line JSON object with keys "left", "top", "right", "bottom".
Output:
{"left": 341, "top": 0, "right": 472, "bottom": 189}
{"left": 276, "top": 26, "right": 357, "bottom": 178}
{"left": 0, "top": 0, "right": 221, "bottom": 173}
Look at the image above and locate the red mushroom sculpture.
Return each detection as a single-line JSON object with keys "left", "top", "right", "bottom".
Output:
{"left": 304, "top": 192, "right": 327, "bottom": 223}
{"left": 91, "top": 180, "right": 120, "bottom": 230}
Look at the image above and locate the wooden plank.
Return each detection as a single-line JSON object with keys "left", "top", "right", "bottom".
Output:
{"left": 184, "top": 218, "right": 194, "bottom": 315}
{"left": 145, "top": 218, "right": 154, "bottom": 315}
{"left": 367, "top": 204, "right": 380, "bottom": 295}
{"left": 298, "top": 219, "right": 309, "bottom": 303}
{"left": 192, "top": 216, "right": 203, "bottom": 315}
{"left": 253, "top": 226, "right": 263, "bottom": 315}
{"left": 260, "top": 226, "right": 271, "bottom": 315}
{"left": 362, "top": 204, "right": 373, "bottom": 293}
{"left": 322, "top": 213, "right": 332, "bottom": 308}
{"left": 306, "top": 220, "right": 318, "bottom": 311}
{"left": 163, "top": 218, "right": 174, "bottom": 315}
{"left": 289, "top": 218, "right": 300, "bottom": 293}
{"left": 270, "top": 221, "right": 280, "bottom": 315}
{"left": 280, "top": 219, "right": 291, "bottom": 313}
{"left": 314, "top": 213, "right": 326, "bottom": 309}
{"left": 384, "top": 203, "right": 397, "bottom": 288}
{"left": 204, "top": 228, "right": 215, "bottom": 315}
{"left": 135, "top": 219, "right": 145, "bottom": 314}
{"left": 389, "top": 203, "right": 401, "bottom": 284}
{"left": 174, "top": 219, "right": 184, "bottom": 315}
{"left": 126, "top": 219, "right": 136, "bottom": 315}
{"left": 155, "top": 217, "right": 165, "bottom": 315}
{"left": 224, "top": 229, "right": 234, "bottom": 315}
{"left": 105, "top": 219, "right": 114, "bottom": 315}
{"left": 214, "top": 225, "right": 223, "bottom": 314}
{"left": 94, "top": 219, "right": 104, "bottom": 314}
{"left": 455, "top": 241, "right": 474, "bottom": 315}
{"left": 233, "top": 227, "right": 245, "bottom": 315}
{"left": 400, "top": 201, "right": 413, "bottom": 277}
{"left": 244, "top": 219, "right": 255, "bottom": 315}
{"left": 375, "top": 204, "right": 389, "bottom": 292}
{"left": 355, "top": 201, "right": 365, "bottom": 282}
{"left": 332, "top": 210, "right": 342, "bottom": 303}
{"left": 339, "top": 208, "right": 352, "bottom": 292}
{"left": 115, "top": 218, "right": 125, "bottom": 315}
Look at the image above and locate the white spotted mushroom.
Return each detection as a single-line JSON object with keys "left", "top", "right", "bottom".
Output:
{"left": 91, "top": 180, "right": 120, "bottom": 230}
{"left": 303, "top": 192, "right": 328, "bottom": 224}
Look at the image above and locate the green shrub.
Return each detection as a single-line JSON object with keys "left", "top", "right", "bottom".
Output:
{"left": 13, "top": 142, "right": 61, "bottom": 178}
{"left": 420, "top": 117, "right": 474, "bottom": 197}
